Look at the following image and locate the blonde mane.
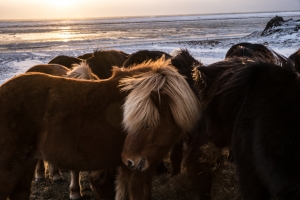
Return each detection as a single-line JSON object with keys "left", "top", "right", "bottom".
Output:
{"left": 119, "top": 57, "right": 201, "bottom": 134}
{"left": 66, "top": 62, "right": 99, "bottom": 80}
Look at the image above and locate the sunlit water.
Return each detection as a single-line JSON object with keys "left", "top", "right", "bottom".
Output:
{"left": 0, "top": 11, "right": 299, "bottom": 52}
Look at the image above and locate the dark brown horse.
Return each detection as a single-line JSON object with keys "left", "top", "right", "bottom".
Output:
{"left": 26, "top": 64, "right": 69, "bottom": 76}
{"left": 0, "top": 58, "right": 200, "bottom": 200}
{"left": 77, "top": 53, "right": 93, "bottom": 59}
{"left": 194, "top": 59, "right": 300, "bottom": 199}
{"left": 48, "top": 50, "right": 128, "bottom": 79}
{"left": 48, "top": 55, "right": 83, "bottom": 68}
{"left": 225, "top": 42, "right": 293, "bottom": 69}
{"left": 182, "top": 45, "right": 293, "bottom": 199}
{"left": 123, "top": 50, "right": 172, "bottom": 68}
{"left": 85, "top": 49, "right": 128, "bottom": 79}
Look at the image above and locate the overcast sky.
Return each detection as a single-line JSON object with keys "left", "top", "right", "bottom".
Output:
{"left": 0, "top": 0, "right": 299, "bottom": 20}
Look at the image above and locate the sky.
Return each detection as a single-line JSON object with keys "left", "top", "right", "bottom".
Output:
{"left": 0, "top": 0, "right": 299, "bottom": 20}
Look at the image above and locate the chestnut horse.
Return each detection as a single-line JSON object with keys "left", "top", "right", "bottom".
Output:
{"left": 194, "top": 59, "right": 300, "bottom": 199}
{"left": 0, "top": 58, "right": 201, "bottom": 200}
{"left": 26, "top": 62, "right": 98, "bottom": 200}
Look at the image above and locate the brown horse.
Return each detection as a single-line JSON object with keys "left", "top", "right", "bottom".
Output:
{"left": 181, "top": 44, "right": 294, "bottom": 200}
{"left": 115, "top": 58, "right": 201, "bottom": 199}
{"left": 0, "top": 58, "right": 200, "bottom": 200}
{"left": 85, "top": 49, "right": 128, "bottom": 79}
{"left": 48, "top": 55, "right": 83, "bottom": 68}
{"left": 26, "top": 64, "right": 69, "bottom": 76}
{"left": 77, "top": 53, "right": 93, "bottom": 59}
{"left": 225, "top": 42, "right": 293, "bottom": 69}
{"left": 48, "top": 50, "right": 128, "bottom": 79}
{"left": 26, "top": 62, "right": 98, "bottom": 200}
{"left": 123, "top": 50, "right": 172, "bottom": 68}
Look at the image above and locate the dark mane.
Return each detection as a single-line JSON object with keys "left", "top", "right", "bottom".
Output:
{"left": 93, "top": 49, "right": 129, "bottom": 58}
{"left": 86, "top": 49, "right": 128, "bottom": 79}
{"left": 225, "top": 42, "right": 294, "bottom": 71}
{"left": 123, "top": 50, "right": 172, "bottom": 68}
{"left": 171, "top": 49, "right": 203, "bottom": 95}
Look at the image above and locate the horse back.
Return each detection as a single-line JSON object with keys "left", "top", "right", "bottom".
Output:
{"left": 26, "top": 64, "right": 69, "bottom": 76}
{"left": 0, "top": 74, "right": 125, "bottom": 169}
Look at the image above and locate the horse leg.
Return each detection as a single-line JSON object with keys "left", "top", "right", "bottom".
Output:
{"left": 128, "top": 169, "right": 153, "bottom": 200}
{"left": 89, "top": 169, "right": 116, "bottom": 200}
{"left": 35, "top": 159, "right": 45, "bottom": 181}
{"left": 184, "top": 145, "right": 212, "bottom": 200}
{"left": 155, "top": 140, "right": 184, "bottom": 176}
{"left": 120, "top": 166, "right": 153, "bottom": 200}
{"left": 155, "top": 162, "right": 168, "bottom": 175}
{"left": 9, "top": 160, "right": 37, "bottom": 200}
{"left": 170, "top": 139, "right": 183, "bottom": 177}
{"left": 69, "top": 170, "right": 81, "bottom": 200}
{"left": 49, "top": 163, "right": 63, "bottom": 182}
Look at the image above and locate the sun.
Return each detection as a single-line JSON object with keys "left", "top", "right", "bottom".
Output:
{"left": 46, "top": 0, "right": 81, "bottom": 8}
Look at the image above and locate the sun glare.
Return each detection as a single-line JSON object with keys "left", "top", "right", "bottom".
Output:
{"left": 47, "top": 0, "right": 80, "bottom": 8}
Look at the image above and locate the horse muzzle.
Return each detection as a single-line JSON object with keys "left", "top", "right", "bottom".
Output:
{"left": 125, "top": 157, "right": 147, "bottom": 171}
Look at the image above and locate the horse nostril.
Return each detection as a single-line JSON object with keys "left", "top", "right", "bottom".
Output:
{"left": 127, "top": 159, "right": 134, "bottom": 168}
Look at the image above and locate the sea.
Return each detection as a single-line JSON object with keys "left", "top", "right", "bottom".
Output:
{"left": 1, "top": 11, "right": 300, "bottom": 53}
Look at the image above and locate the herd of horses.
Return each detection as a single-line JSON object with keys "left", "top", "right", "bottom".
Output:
{"left": 0, "top": 43, "right": 300, "bottom": 200}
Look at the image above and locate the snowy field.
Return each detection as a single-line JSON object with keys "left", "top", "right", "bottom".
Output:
{"left": 0, "top": 11, "right": 299, "bottom": 84}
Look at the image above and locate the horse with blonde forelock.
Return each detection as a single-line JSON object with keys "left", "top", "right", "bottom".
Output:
{"left": 0, "top": 57, "right": 201, "bottom": 200}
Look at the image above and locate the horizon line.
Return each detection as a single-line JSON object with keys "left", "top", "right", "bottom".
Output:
{"left": 1, "top": 10, "right": 299, "bottom": 22}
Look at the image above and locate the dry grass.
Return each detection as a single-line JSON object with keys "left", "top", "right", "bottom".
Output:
{"left": 31, "top": 144, "right": 241, "bottom": 200}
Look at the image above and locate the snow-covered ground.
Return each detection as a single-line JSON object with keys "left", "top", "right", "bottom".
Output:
{"left": 0, "top": 11, "right": 299, "bottom": 84}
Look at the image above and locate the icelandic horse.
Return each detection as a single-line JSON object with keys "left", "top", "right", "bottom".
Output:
{"left": 193, "top": 57, "right": 299, "bottom": 199}
{"left": 26, "top": 62, "right": 98, "bottom": 200}
{"left": 0, "top": 57, "right": 201, "bottom": 200}
{"left": 182, "top": 42, "right": 294, "bottom": 200}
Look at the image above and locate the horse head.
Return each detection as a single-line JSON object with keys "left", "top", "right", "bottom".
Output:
{"left": 119, "top": 58, "right": 201, "bottom": 171}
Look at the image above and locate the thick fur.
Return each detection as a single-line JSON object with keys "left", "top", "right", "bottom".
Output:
{"left": 171, "top": 49, "right": 203, "bottom": 96}
{"left": 26, "top": 61, "right": 100, "bottom": 199}
{"left": 86, "top": 49, "right": 128, "bottom": 79}
{"left": 225, "top": 42, "right": 293, "bottom": 70}
{"left": 66, "top": 61, "right": 99, "bottom": 80}
{"left": 119, "top": 58, "right": 201, "bottom": 134}
{"left": 26, "top": 64, "right": 69, "bottom": 76}
{"left": 48, "top": 55, "right": 83, "bottom": 69}
{"left": 197, "top": 60, "right": 300, "bottom": 199}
